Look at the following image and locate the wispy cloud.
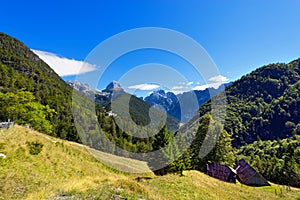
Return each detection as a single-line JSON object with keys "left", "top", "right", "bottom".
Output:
{"left": 32, "top": 50, "right": 97, "bottom": 76}
{"left": 128, "top": 83, "right": 160, "bottom": 91}
{"left": 170, "top": 81, "right": 194, "bottom": 94}
{"left": 193, "top": 75, "right": 229, "bottom": 91}
{"left": 172, "top": 86, "right": 184, "bottom": 90}
{"left": 209, "top": 75, "right": 229, "bottom": 83}
{"left": 187, "top": 81, "right": 194, "bottom": 86}
{"left": 193, "top": 84, "right": 218, "bottom": 91}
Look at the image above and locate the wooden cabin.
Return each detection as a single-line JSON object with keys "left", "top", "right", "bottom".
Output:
{"left": 207, "top": 163, "right": 236, "bottom": 183}
{"left": 235, "top": 159, "right": 270, "bottom": 186}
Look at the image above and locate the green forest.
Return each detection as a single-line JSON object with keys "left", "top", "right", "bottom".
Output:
{"left": 196, "top": 59, "right": 300, "bottom": 187}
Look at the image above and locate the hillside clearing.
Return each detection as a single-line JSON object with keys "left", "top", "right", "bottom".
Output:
{"left": 0, "top": 125, "right": 299, "bottom": 199}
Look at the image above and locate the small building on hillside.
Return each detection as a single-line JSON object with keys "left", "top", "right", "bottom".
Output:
{"left": 235, "top": 159, "right": 270, "bottom": 186}
{"left": 207, "top": 163, "right": 236, "bottom": 183}
{"left": 0, "top": 120, "right": 14, "bottom": 129}
{"left": 105, "top": 111, "right": 117, "bottom": 117}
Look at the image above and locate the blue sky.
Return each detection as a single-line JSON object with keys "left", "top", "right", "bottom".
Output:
{"left": 1, "top": 0, "right": 300, "bottom": 96}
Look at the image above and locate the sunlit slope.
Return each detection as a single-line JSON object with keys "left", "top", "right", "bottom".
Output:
{"left": 0, "top": 125, "right": 299, "bottom": 200}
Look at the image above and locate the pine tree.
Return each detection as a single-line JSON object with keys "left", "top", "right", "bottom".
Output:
{"left": 190, "top": 114, "right": 234, "bottom": 171}
{"left": 148, "top": 125, "right": 171, "bottom": 175}
{"left": 152, "top": 125, "right": 170, "bottom": 150}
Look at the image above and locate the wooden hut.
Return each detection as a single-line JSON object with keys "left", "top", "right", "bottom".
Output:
{"left": 235, "top": 159, "right": 270, "bottom": 186}
{"left": 207, "top": 163, "right": 236, "bottom": 183}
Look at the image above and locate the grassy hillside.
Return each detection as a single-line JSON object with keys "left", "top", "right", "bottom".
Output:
{"left": 1, "top": 126, "right": 299, "bottom": 200}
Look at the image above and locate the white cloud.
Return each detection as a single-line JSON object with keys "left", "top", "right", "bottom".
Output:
{"left": 170, "top": 90, "right": 185, "bottom": 95}
{"left": 128, "top": 83, "right": 160, "bottom": 91}
{"left": 172, "top": 85, "right": 184, "bottom": 90}
{"left": 192, "top": 85, "right": 207, "bottom": 91}
{"left": 178, "top": 81, "right": 194, "bottom": 86}
{"left": 193, "top": 83, "right": 220, "bottom": 90}
{"left": 209, "top": 75, "right": 229, "bottom": 83}
{"left": 193, "top": 75, "right": 229, "bottom": 91}
{"left": 32, "top": 49, "right": 97, "bottom": 76}
{"left": 170, "top": 81, "right": 195, "bottom": 94}
{"left": 187, "top": 81, "right": 194, "bottom": 86}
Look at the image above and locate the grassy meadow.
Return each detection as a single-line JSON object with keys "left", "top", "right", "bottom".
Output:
{"left": 0, "top": 125, "right": 299, "bottom": 200}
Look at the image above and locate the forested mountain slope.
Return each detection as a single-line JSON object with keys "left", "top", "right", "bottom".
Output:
{"left": 0, "top": 32, "right": 179, "bottom": 157}
{"left": 0, "top": 32, "right": 79, "bottom": 141}
{"left": 193, "top": 59, "right": 300, "bottom": 187}
{"left": 199, "top": 59, "right": 300, "bottom": 147}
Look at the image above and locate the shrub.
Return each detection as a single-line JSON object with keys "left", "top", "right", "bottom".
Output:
{"left": 26, "top": 141, "right": 44, "bottom": 155}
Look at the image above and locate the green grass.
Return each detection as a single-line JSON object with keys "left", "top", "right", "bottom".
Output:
{"left": 0, "top": 125, "right": 299, "bottom": 199}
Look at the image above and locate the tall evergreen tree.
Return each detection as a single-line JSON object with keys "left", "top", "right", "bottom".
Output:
{"left": 190, "top": 114, "right": 234, "bottom": 171}
{"left": 148, "top": 125, "right": 171, "bottom": 175}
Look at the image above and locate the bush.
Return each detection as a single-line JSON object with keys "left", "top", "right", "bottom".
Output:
{"left": 26, "top": 141, "right": 44, "bottom": 155}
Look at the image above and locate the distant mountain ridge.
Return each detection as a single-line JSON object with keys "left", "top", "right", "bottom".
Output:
{"left": 144, "top": 83, "right": 231, "bottom": 122}
{"left": 68, "top": 79, "right": 231, "bottom": 123}
{"left": 68, "top": 80, "right": 180, "bottom": 131}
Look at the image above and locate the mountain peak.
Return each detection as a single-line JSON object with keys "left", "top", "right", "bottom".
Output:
{"left": 103, "top": 81, "right": 123, "bottom": 92}
{"left": 102, "top": 81, "right": 124, "bottom": 99}
{"left": 152, "top": 89, "right": 166, "bottom": 96}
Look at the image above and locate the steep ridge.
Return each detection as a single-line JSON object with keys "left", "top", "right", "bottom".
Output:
{"left": 0, "top": 32, "right": 79, "bottom": 141}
